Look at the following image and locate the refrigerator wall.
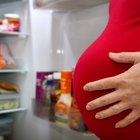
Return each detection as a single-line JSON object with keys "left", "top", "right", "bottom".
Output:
{"left": 0, "top": 0, "right": 109, "bottom": 140}
{"left": 0, "top": 0, "right": 35, "bottom": 140}
{"left": 32, "top": 3, "right": 109, "bottom": 71}
{"left": 29, "top": 1, "right": 109, "bottom": 140}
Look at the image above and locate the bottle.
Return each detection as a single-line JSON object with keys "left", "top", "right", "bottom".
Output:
{"left": 45, "top": 74, "right": 53, "bottom": 116}
{"left": 51, "top": 72, "right": 61, "bottom": 103}
{"left": 49, "top": 72, "right": 61, "bottom": 122}
{"left": 4, "top": 13, "right": 20, "bottom": 32}
{"left": 46, "top": 74, "right": 53, "bottom": 104}
{"left": 55, "top": 70, "right": 72, "bottom": 125}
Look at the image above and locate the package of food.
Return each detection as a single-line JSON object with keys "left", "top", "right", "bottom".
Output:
{"left": 4, "top": 13, "right": 20, "bottom": 32}
{"left": 69, "top": 97, "right": 88, "bottom": 132}
{"left": 35, "top": 72, "right": 54, "bottom": 118}
{"left": 0, "top": 100, "right": 19, "bottom": 110}
{"left": 36, "top": 72, "right": 53, "bottom": 100}
{"left": 0, "top": 43, "right": 15, "bottom": 69}
{"left": 0, "top": 88, "right": 15, "bottom": 95}
{"left": 0, "top": 82, "right": 19, "bottom": 93}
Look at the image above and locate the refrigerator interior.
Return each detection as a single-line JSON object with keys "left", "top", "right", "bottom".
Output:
{"left": 0, "top": 0, "right": 34, "bottom": 140}
{"left": 0, "top": 0, "right": 109, "bottom": 140}
{"left": 30, "top": 1, "right": 109, "bottom": 140}
{"left": 31, "top": 3, "right": 109, "bottom": 71}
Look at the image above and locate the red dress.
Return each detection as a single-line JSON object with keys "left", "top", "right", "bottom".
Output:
{"left": 73, "top": 0, "right": 140, "bottom": 139}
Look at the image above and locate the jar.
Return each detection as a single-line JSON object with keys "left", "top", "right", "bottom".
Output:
{"left": 4, "top": 13, "right": 20, "bottom": 32}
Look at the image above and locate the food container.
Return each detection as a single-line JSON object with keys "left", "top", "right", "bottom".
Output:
{"left": 69, "top": 97, "right": 88, "bottom": 132}
{"left": 4, "top": 13, "right": 20, "bottom": 32}
{"left": 0, "top": 99, "right": 19, "bottom": 110}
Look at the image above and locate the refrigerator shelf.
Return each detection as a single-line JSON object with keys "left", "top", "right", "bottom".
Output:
{"left": 0, "top": 107, "right": 27, "bottom": 114}
{"left": 0, "top": 0, "right": 32, "bottom": 139}
{"left": 0, "top": 94, "right": 20, "bottom": 100}
{"left": 34, "top": 0, "right": 109, "bottom": 11}
{"left": 0, "top": 68, "right": 28, "bottom": 73}
{"left": 0, "top": 32, "right": 28, "bottom": 38}
{"left": 0, "top": 58, "right": 29, "bottom": 73}
{"left": 33, "top": 98, "right": 99, "bottom": 139}
{"left": 50, "top": 122, "right": 99, "bottom": 140}
{"left": 0, "top": 0, "right": 25, "bottom": 5}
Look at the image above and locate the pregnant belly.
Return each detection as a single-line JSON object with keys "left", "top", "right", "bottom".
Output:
{"left": 73, "top": 29, "right": 140, "bottom": 139}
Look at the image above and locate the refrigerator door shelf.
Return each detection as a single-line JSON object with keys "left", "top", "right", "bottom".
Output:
{"left": 0, "top": 107, "right": 27, "bottom": 114}
{"left": 34, "top": 0, "right": 109, "bottom": 11}
{"left": 0, "top": 32, "right": 28, "bottom": 38}
{"left": 50, "top": 122, "right": 99, "bottom": 140}
{"left": 0, "top": 0, "right": 24, "bottom": 5}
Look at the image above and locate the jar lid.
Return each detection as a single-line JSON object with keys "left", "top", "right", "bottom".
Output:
{"left": 53, "top": 72, "right": 61, "bottom": 79}
{"left": 61, "top": 70, "right": 72, "bottom": 79}
{"left": 4, "top": 13, "right": 20, "bottom": 19}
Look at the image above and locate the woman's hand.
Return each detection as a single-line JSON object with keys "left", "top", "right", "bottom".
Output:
{"left": 84, "top": 52, "right": 140, "bottom": 128}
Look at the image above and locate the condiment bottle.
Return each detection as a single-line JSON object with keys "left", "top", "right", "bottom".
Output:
{"left": 55, "top": 70, "right": 72, "bottom": 125}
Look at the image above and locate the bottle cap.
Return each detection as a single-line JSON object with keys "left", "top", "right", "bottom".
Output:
{"left": 61, "top": 70, "right": 72, "bottom": 79}
{"left": 47, "top": 74, "right": 53, "bottom": 80}
{"left": 46, "top": 74, "right": 53, "bottom": 86}
{"left": 61, "top": 70, "right": 72, "bottom": 93}
{"left": 53, "top": 72, "right": 61, "bottom": 80}
{"left": 4, "top": 13, "right": 20, "bottom": 19}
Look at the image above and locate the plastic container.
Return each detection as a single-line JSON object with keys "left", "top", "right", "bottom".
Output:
{"left": 0, "top": 118, "right": 13, "bottom": 135}
{"left": 69, "top": 97, "right": 88, "bottom": 132}
{"left": 0, "top": 99, "right": 19, "bottom": 110}
{"left": 4, "top": 13, "right": 20, "bottom": 32}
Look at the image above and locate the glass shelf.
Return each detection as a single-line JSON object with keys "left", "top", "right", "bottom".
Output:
{"left": 0, "top": 107, "right": 27, "bottom": 114}
{"left": 33, "top": 98, "right": 99, "bottom": 140}
{"left": 34, "top": 0, "right": 109, "bottom": 11}
{"left": 50, "top": 122, "right": 99, "bottom": 140}
{"left": 0, "top": 32, "right": 28, "bottom": 38}
{"left": 0, "top": 0, "right": 24, "bottom": 5}
{"left": 0, "top": 58, "right": 28, "bottom": 74}
{"left": 0, "top": 94, "right": 20, "bottom": 100}
{"left": 0, "top": 68, "right": 28, "bottom": 74}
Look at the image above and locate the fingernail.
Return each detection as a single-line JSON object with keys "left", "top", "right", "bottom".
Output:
{"left": 115, "top": 124, "right": 121, "bottom": 128}
{"left": 86, "top": 104, "right": 92, "bottom": 111}
{"left": 83, "top": 85, "right": 89, "bottom": 91}
{"left": 95, "top": 114, "right": 101, "bottom": 119}
{"left": 109, "top": 52, "right": 116, "bottom": 56}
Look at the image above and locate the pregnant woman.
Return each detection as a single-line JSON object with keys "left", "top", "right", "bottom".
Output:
{"left": 73, "top": 0, "right": 140, "bottom": 140}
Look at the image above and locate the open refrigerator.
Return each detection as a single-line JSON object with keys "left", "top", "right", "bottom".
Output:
{"left": 0, "top": 0, "right": 109, "bottom": 140}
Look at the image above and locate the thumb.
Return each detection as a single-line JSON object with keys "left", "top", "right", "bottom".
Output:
{"left": 109, "top": 52, "right": 138, "bottom": 64}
